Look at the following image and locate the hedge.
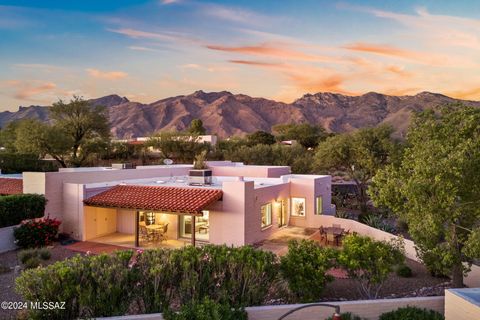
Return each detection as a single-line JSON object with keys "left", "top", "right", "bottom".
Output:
{"left": 16, "top": 245, "right": 278, "bottom": 319}
{"left": 0, "top": 153, "right": 57, "bottom": 174}
{"left": 0, "top": 194, "right": 46, "bottom": 228}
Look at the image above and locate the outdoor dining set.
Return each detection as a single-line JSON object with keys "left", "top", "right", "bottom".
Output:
{"left": 318, "top": 224, "right": 350, "bottom": 246}
{"left": 139, "top": 221, "right": 169, "bottom": 243}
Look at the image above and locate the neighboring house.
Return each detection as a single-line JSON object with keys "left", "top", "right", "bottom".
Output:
{"left": 20, "top": 161, "right": 334, "bottom": 247}
{"left": 115, "top": 135, "right": 218, "bottom": 147}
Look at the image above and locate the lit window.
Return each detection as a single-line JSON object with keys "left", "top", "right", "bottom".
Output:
{"left": 316, "top": 196, "right": 323, "bottom": 215}
{"left": 291, "top": 198, "right": 306, "bottom": 216}
{"left": 261, "top": 203, "right": 272, "bottom": 228}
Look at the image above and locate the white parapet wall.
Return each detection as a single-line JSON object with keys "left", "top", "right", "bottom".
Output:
{"left": 97, "top": 296, "right": 445, "bottom": 320}
{"left": 0, "top": 225, "right": 17, "bottom": 253}
{"left": 445, "top": 288, "right": 480, "bottom": 320}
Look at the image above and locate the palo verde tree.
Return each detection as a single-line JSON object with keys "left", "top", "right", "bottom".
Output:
{"left": 314, "top": 125, "right": 400, "bottom": 213}
{"left": 49, "top": 96, "right": 110, "bottom": 167}
{"left": 147, "top": 131, "right": 210, "bottom": 163}
{"left": 369, "top": 105, "right": 480, "bottom": 287}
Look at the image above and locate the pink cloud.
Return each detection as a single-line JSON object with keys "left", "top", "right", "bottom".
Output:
{"left": 86, "top": 68, "right": 128, "bottom": 80}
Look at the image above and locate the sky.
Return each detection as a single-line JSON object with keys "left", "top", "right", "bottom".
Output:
{"left": 1, "top": 0, "right": 480, "bottom": 111}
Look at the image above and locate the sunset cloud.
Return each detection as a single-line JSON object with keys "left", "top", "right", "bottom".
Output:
{"left": 86, "top": 68, "right": 128, "bottom": 80}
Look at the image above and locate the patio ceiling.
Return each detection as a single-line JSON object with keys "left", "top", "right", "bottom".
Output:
{"left": 83, "top": 185, "right": 222, "bottom": 214}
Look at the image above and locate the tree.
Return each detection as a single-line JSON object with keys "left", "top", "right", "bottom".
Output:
{"left": 147, "top": 131, "right": 210, "bottom": 163}
{"left": 280, "top": 240, "right": 336, "bottom": 302}
{"left": 187, "top": 119, "right": 206, "bottom": 135}
{"left": 314, "top": 125, "right": 399, "bottom": 213}
{"left": 369, "top": 105, "right": 480, "bottom": 287}
{"left": 0, "top": 121, "right": 21, "bottom": 153}
{"left": 50, "top": 96, "right": 110, "bottom": 167}
{"left": 337, "top": 234, "right": 404, "bottom": 299}
{"left": 246, "top": 130, "right": 275, "bottom": 146}
{"left": 14, "top": 119, "right": 71, "bottom": 168}
{"left": 273, "top": 123, "right": 328, "bottom": 149}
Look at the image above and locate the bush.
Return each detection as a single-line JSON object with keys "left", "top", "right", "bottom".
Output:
{"left": 18, "top": 249, "right": 37, "bottom": 264}
{"left": 38, "top": 248, "right": 52, "bottom": 260}
{"left": 280, "top": 240, "right": 337, "bottom": 302}
{"left": 164, "top": 298, "right": 247, "bottom": 320}
{"left": 325, "top": 312, "right": 366, "bottom": 320}
{"left": 379, "top": 306, "right": 444, "bottom": 320}
{"left": 362, "top": 214, "right": 396, "bottom": 233}
{"left": 14, "top": 217, "right": 61, "bottom": 248}
{"left": 395, "top": 265, "right": 413, "bottom": 278}
{"left": 0, "top": 194, "right": 46, "bottom": 228}
{"left": 16, "top": 245, "right": 278, "bottom": 319}
{"left": 0, "top": 153, "right": 57, "bottom": 174}
{"left": 337, "top": 234, "right": 405, "bottom": 299}
{"left": 23, "top": 257, "right": 41, "bottom": 269}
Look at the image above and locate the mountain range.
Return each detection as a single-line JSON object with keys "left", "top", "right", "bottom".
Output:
{"left": 1, "top": 91, "right": 479, "bottom": 139}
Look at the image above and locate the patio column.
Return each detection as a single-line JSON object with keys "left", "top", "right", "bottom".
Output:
{"left": 191, "top": 214, "right": 196, "bottom": 247}
{"left": 135, "top": 210, "right": 139, "bottom": 247}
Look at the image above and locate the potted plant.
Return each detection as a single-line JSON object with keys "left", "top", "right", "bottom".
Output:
{"left": 188, "top": 150, "right": 212, "bottom": 185}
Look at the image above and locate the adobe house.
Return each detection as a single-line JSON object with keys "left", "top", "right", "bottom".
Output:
{"left": 21, "top": 161, "right": 334, "bottom": 248}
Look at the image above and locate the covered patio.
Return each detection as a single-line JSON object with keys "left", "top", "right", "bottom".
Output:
{"left": 83, "top": 185, "right": 222, "bottom": 248}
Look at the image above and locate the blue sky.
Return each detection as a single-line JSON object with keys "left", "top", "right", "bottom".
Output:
{"left": 1, "top": 0, "right": 480, "bottom": 110}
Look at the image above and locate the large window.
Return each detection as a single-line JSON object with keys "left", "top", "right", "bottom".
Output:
{"left": 179, "top": 211, "right": 209, "bottom": 241}
{"left": 261, "top": 203, "right": 272, "bottom": 228}
{"left": 291, "top": 197, "right": 306, "bottom": 217}
{"left": 316, "top": 196, "right": 323, "bottom": 215}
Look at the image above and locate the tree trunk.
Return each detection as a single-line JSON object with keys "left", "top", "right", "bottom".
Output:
{"left": 451, "top": 262, "right": 464, "bottom": 288}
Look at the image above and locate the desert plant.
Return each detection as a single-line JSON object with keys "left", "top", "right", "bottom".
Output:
{"left": 395, "top": 264, "right": 413, "bottom": 278}
{"left": 379, "top": 306, "right": 444, "bottom": 320}
{"left": 23, "top": 257, "right": 41, "bottom": 269}
{"left": 18, "top": 248, "right": 37, "bottom": 264}
{"left": 362, "top": 214, "right": 396, "bottom": 233}
{"left": 280, "top": 240, "right": 337, "bottom": 302}
{"left": 335, "top": 210, "right": 353, "bottom": 219}
{"left": 38, "top": 248, "right": 51, "bottom": 260}
{"left": 163, "top": 297, "right": 247, "bottom": 320}
{"left": 337, "top": 234, "right": 405, "bottom": 299}
{"left": 14, "top": 217, "right": 61, "bottom": 248}
{"left": 193, "top": 150, "right": 208, "bottom": 169}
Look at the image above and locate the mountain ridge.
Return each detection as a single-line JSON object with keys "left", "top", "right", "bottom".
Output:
{"left": 1, "top": 91, "right": 479, "bottom": 139}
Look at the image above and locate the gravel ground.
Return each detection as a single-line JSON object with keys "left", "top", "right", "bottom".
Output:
{"left": 0, "top": 244, "right": 78, "bottom": 320}
{"left": 320, "top": 259, "right": 450, "bottom": 301}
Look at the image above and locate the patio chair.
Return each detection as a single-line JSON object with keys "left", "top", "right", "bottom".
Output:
{"left": 159, "top": 223, "right": 169, "bottom": 242}
{"left": 326, "top": 233, "right": 336, "bottom": 246}
{"left": 319, "top": 226, "right": 327, "bottom": 244}
{"left": 139, "top": 226, "right": 151, "bottom": 242}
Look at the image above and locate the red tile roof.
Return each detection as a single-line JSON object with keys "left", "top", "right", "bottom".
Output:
{"left": 83, "top": 185, "right": 222, "bottom": 214}
{"left": 0, "top": 178, "right": 23, "bottom": 195}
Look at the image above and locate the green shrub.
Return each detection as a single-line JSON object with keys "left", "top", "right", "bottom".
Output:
{"left": 164, "top": 298, "right": 247, "bottom": 320}
{"left": 0, "top": 264, "right": 10, "bottom": 274}
{"left": 379, "top": 306, "right": 444, "bottom": 320}
{"left": 0, "top": 194, "right": 46, "bottom": 228}
{"left": 280, "top": 240, "right": 337, "bottom": 302}
{"left": 395, "top": 265, "right": 413, "bottom": 278}
{"left": 0, "top": 153, "right": 57, "bottom": 174}
{"left": 325, "top": 312, "right": 366, "bottom": 320}
{"left": 362, "top": 214, "right": 396, "bottom": 233}
{"left": 14, "top": 217, "right": 61, "bottom": 248}
{"left": 23, "top": 257, "right": 41, "bottom": 269}
{"left": 337, "top": 234, "right": 405, "bottom": 299}
{"left": 16, "top": 245, "right": 278, "bottom": 319}
{"left": 18, "top": 249, "right": 37, "bottom": 264}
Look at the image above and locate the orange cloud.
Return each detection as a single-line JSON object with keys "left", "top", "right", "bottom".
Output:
{"left": 342, "top": 42, "right": 448, "bottom": 66}
{"left": 446, "top": 87, "right": 480, "bottom": 100}
{"left": 86, "top": 68, "right": 128, "bottom": 80}
{"left": 228, "top": 60, "right": 283, "bottom": 67}
{"left": 207, "top": 43, "right": 339, "bottom": 63}
{"left": 13, "top": 82, "right": 57, "bottom": 100}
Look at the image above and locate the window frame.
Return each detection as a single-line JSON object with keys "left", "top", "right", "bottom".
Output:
{"left": 290, "top": 197, "right": 306, "bottom": 217}
{"left": 315, "top": 196, "right": 323, "bottom": 215}
{"left": 261, "top": 203, "right": 273, "bottom": 229}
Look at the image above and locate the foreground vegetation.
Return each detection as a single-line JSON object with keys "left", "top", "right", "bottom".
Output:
{"left": 16, "top": 235, "right": 407, "bottom": 319}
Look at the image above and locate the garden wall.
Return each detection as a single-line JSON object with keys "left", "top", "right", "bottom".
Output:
{"left": 97, "top": 296, "right": 445, "bottom": 320}
{"left": 0, "top": 225, "right": 17, "bottom": 253}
